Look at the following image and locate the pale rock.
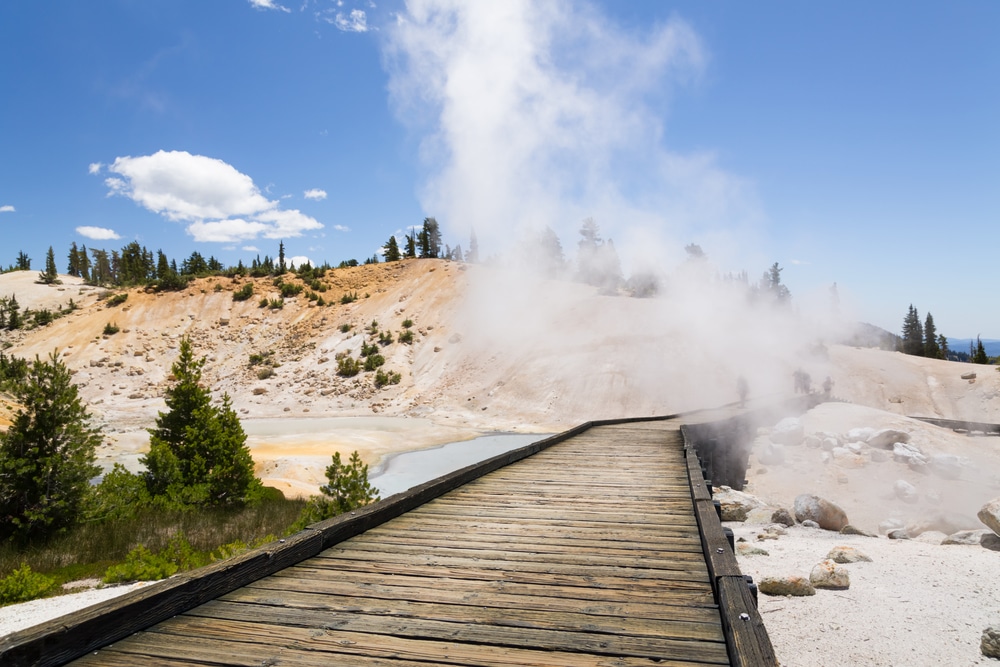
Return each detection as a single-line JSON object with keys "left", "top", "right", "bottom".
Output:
{"left": 810, "top": 559, "right": 850, "bottom": 590}
{"left": 942, "top": 530, "right": 990, "bottom": 546}
{"left": 929, "top": 454, "right": 965, "bottom": 480}
{"left": 820, "top": 437, "right": 839, "bottom": 452}
{"left": 893, "top": 479, "right": 919, "bottom": 504}
{"left": 827, "top": 545, "right": 872, "bottom": 563}
{"left": 977, "top": 497, "right": 1000, "bottom": 535}
{"left": 893, "top": 442, "right": 926, "bottom": 465}
{"left": 714, "top": 486, "right": 765, "bottom": 522}
{"left": 867, "top": 428, "right": 911, "bottom": 449}
{"left": 771, "top": 418, "right": 805, "bottom": 446}
{"left": 906, "top": 512, "right": 980, "bottom": 538}
{"left": 738, "top": 543, "right": 770, "bottom": 556}
{"left": 983, "top": 625, "right": 1000, "bottom": 659}
{"left": 759, "top": 575, "right": 815, "bottom": 597}
{"left": 832, "top": 448, "right": 867, "bottom": 468}
{"left": 794, "top": 494, "right": 849, "bottom": 531}
{"left": 869, "top": 449, "right": 890, "bottom": 463}
{"left": 845, "top": 442, "right": 864, "bottom": 454}
{"left": 801, "top": 520, "right": 820, "bottom": 529}
{"left": 802, "top": 434, "right": 824, "bottom": 449}
{"left": 913, "top": 530, "right": 948, "bottom": 545}
{"left": 846, "top": 427, "right": 876, "bottom": 443}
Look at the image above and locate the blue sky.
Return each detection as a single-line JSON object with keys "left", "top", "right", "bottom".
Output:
{"left": 1, "top": 1, "right": 997, "bottom": 338}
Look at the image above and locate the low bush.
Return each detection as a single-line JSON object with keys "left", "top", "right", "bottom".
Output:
{"left": 0, "top": 564, "right": 57, "bottom": 606}
{"left": 340, "top": 291, "right": 358, "bottom": 305}
{"left": 106, "top": 293, "right": 129, "bottom": 307}
{"left": 399, "top": 329, "right": 414, "bottom": 344}
{"left": 337, "top": 355, "right": 360, "bottom": 377}
{"left": 374, "top": 369, "right": 401, "bottom": 388}
{"left": 279, "top": 282, "right": 303, "bottom": 299}
{"left": 103, "top": 322, "right": 120, "bottom": 335}
{"left": 363, "top": 354, "right": 385, "bottom": 372}
{"left": 339, "top": 323, "right": 351, "bottom": 333}
{"left": 232, "top": 283, "right": 254, "bottom": 301}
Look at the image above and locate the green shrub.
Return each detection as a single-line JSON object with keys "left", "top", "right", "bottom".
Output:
{"left": 258, "top": 296, "right": 269, "bottom": 308}
{"left": 316, "top": 295, "right": 326, "bottom": 307}
{"left": 279, "top": 282, "right": 303, "bottom": 298}
{"left": 360, "top": 342, "right": 379, "bottom": 357}
{"left": 232, "top": 283, "right": 254, "bottom": 301}
{"left": 256, "top": 367, "right": 275, "bottom": 380}
{"left": 268, "top": 298, "right": 284, "bottom": 310}
{"left": 401, "top": 318, "right": 414, "bottom": 329}
{"left": 374, "top": 369, "right": 401, "bottom": 388}
{"left": 103, "top": 322, "right": 120, "bottom": 336}
{"left": 399, "top": 329, "right": 414, "bottom": 344}
{"left": 103, "top": 545, "right": 178, "bottom": 583}
{"left": 340, "top": 291, "right": 358, "bottom": 305}
{"left": 287, "top": 452, "right": 380, "bottom": 533}
{"left": 213, "top": 283, "right": 223, "bottom": 292}
{"left": 85, "top": 464, "right": 151, "bottom": 522}
{"left": 0, "top": 564, "right": 57, "bottom": 606}
{"left": 336, "top": 355, "right": 360, "bottom": 377}
{"left": 378, "top": 331, "right": 394, "bottom": 345}
{"left": 106, "top": 293, "right": 128, "bottom": 307}
{"left": 363, "top": 354, "right": 385, "bottom": 372}
{"left": 339, "top": 323, "right": 351, "bottom": 333}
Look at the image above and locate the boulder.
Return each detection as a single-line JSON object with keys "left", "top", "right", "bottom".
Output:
{"left": 810, "top": 559, "right": 850, "bottom": 590}
{"left": 826, "top": 546, "right": 872, "bottom": 563}
{"left": 758, "top": 575, "right": 815, "bottom": 597}
{"left": 893, "top": 479, "right": 919, "bottom": 504}
{"left": 887, "top": 529, "right": 910, "bottom": 540}
{"left": 978, "top": 498, "right": 1000, "bottom": 535}
{"left": 893, "top": 442, "right": 926, "bottom": 465}
{"left": 867, "top": 428, "right": 911, "bottom": 450}
{"left": 841, "top": 524, "right": 878, "bottom": 537}
{"left": 737, "top": 543, "right": 769, "bottom": 556}
{"left": 771, "top": 507, "right": 795, "bottom": 527}
{"left": 929, "top": 454, "right": 965, "bottom": 480}
{"left": 984, "top": 625, "right": 1000, "bottom": 659}
{"left": 879, "top": 517, "right": 905, "bottom": 534}
{"left": 942, "top": 530, "right": 990, "bottom": 546}
{"left": 906, "top": 512, "right": 980, "bottom": 538}
{"left": 714, "top": 486, "right": 766, "bottom": 522}
{"left": 771, "top": 418, "right": 805, "bottom": 446}
{"left": 845, "top": 427, "right": 876, "bottom": 443}
{"left": 794, "top": 494, "right": 849, "bottom": 531}
{"left": 982, "top": 533, "right": 1000, "bottom": 552}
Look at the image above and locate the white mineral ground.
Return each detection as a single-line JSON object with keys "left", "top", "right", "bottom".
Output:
{"left": 1, "top": 267, "right": 999, "bottom": 665}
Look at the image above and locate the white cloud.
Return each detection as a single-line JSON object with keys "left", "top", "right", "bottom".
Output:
{"left": 107, "top": 150, "right": 274, "bottom": 222}
{"left": 253, "top": 208, "right": 325, "bottom": 238}
{"left": 0, "top": 205, "right": 14, "bottom": 213}
{"left": 242, "top": 245, "right": 260, "bottom": 252}
{"left": 248, "top": 0, "right": 290, "bottom": 12}
{"left": 304, "top": 188, "right": 328, "bottom": 200}
{"left": 332, "top": 224, "right": 350, "bottom": 232}
{"left": 88, "top": 162, "right": 103, "bottom": 175}
{"left": 332, "top": 9, "right": 368, "bottom": 32}
{"left": 76, "top": 226, "right": 122, "bottom": 240}
{"left": 187, "top": 219, "right": 269, "bottom": 243}
{"left": 102, "top": 150, "right": 324, "bottom": 243}
{"left": 289, "top": 255, "right": 313, "bottom": 268}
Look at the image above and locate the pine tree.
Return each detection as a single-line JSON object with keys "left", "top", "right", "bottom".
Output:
{"left": 38, "top": 246, "right": 60, "bottom": 285}
{"left": 289, "top": 451, "right": 380, "bottom": 532}
{"left": 67, "top": 243, "right": 81, "bottom": 277}
{"left": 383, "top": 236, "right": 401, "bottom": 262}
{"left": 404, "top": 230, "right": 417, "bottom": 258}
{"left": 6, "top": 295, "right": 20, "bottom": 331}
{"left": 901, "top": 305, "right": 924, "bottom": 356}
{"left": 278, "top": 241, "right": 287, "bottom": 274}
{"left": 15, "top": 251, "right": 30, "bottom": 271}
{"left": 923, "top": 313, "right": 941, "bottom": 359}
{"left": 143, "top": 338, "right": 257, "bottom": 504}
{"left": 0, "top": 353, "right": 102, "bottom": 542}
{"left": 973, "top": 336, "right": 989, "bottom": 364}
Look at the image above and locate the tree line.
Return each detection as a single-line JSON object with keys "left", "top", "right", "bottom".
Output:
{"left": 900, "top": 304, "right": 992, "bottom": 364}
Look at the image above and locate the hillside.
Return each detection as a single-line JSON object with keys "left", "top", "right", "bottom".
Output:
{"left": 3, "top": 261, "right": 1000, "bottom": 496}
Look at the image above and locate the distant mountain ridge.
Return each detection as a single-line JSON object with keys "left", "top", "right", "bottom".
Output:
{"left": 947, "top": 339, "right": 1000, "bottom": 357}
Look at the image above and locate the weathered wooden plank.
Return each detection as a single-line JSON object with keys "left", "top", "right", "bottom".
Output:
{"left": 245, "top": 574, "right": 722, "bottom": 622}
{"left": 220, "top": 588, "right": 727, "bottom": 643}
{"left": 264, "top": 567, "right": 718, "bottom": 606}
{"left": 716, "top": 576, "right": 778, "bottom": 667}
{"left": 182, "top": 601, "right": 732, "bottom": 663}
{"left": 693, "top": 499, "right": 741, "bottom": 581}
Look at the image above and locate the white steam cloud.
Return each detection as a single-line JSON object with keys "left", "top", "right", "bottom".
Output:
{"left": 384, "top": 1, "right": 853, "bottom": 416}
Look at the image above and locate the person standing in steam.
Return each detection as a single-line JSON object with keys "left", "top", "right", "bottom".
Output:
{"left": 736, "top": 376, "right": 749, "bottom": 408}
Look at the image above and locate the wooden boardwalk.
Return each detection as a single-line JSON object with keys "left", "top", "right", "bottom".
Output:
{"left": 5, "top": 416, "right": 779, "bottom": 666}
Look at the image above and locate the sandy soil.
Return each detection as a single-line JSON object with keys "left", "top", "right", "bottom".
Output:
{"left": 1, "top": 265, "right": 999, "bottom": 662}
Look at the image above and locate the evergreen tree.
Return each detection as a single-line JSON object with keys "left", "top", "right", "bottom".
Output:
{"left": 901, "top": 305, "right": 924, "bottom": 356}
{"left": 419, "top": 217, "right": 441, "bottom": 258}
{"left": 383, "top": 236, "right": 401, "bottom": 262}
{"left": 278, "top": 241, "right": 287, "bottom": 274}
{"left": 78, "top": 245, "right": 91, "bottom": 283}
{"left": 938, "top": 334, "right": 949, "bottom": 359}
{"left": 0, "top": 353, "right": 101, "bottom": 542}
{"left": 6, "top": 295, "right": 20, "bottom": 331}
{"left": 143, "top": 338, "right": 257, "bottom": 504}
{"left": 974, "top": 336, "right": 989, "bottom": 364}
{"left": 404, "top": 230, "right": 417, "bottom": 258}
{"left": 289, "top": 451, "right": 380, "bottom": 531}
{"left": 15, "top": 251, "right": 30, "bottom": 271}
{"left": 38, "top": 246, "right": 60, "bottom": 285}
{"left": 762, "top": 263, "right": 790, "bottom": 303}
{"left": 66, "top": 243, "right": 81, "bottom": 277}
{"left": 923, "top": 313, "right": 941, "bottom": 359}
